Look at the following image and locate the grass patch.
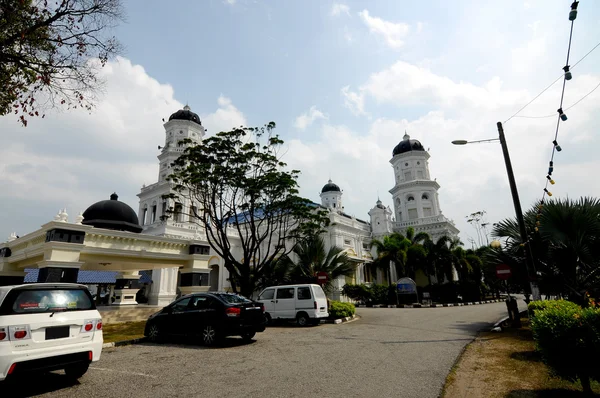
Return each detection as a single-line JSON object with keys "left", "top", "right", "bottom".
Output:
{"left": 442, "top": 317, "right": 600, "bottom": 397}
{"left": 102, "top": 321, "right": 146, "bottom": 344}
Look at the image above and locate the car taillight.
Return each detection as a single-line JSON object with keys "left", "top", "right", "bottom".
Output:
{"left": 13, "top": 328, "right": 27, "bottom": 339}
{"left": 88, "top": 351, "right": 93, "bottom": 361}
{"left": 82, "top": 320, "right": 96, "bottom": 333}
{"left": 0, "top": 327, "right": 7, "bottom": 341}
{"left": 7, "top": 363, "right": 16, "bottom": 375}
{"left": 8, "top": 325, "right": 30, "bottom": 340}
{"left": 225, "top": 307, "right": 241, "bottom": 317}
{"left": 314, "top": 301, "right": 317, "bottom": 309}
{"left": 260, "top": 304, "right": 265, "bottom": 312}
{"left": 96, "top": 321, "right": 102, "bottom": 330}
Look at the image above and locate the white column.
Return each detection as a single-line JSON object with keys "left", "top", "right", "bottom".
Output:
{"left": 148, "top": 267, "right": 179, "bottom": 306}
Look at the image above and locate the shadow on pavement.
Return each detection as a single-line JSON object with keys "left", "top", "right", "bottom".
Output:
{"left": 448, "top": 321, "right": 497, "bottom": 333}
{"left": 0, "top": 372, "right": 80, "bottom": 398}
{"left": 138, "top": 335, "right": 257, "bottom": 349}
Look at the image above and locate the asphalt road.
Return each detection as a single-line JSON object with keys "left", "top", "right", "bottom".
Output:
{"left": 5, "top": 300, "right": 519, "bottom": 398}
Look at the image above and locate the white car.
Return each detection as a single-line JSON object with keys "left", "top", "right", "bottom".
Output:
{"left": 0, "top": 283, "right": 103, "bottom": 381}
{"left": 257, "top": 284, "right": 329, "bottom": 326}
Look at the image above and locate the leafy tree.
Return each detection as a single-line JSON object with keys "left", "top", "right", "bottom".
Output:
{"left": 0, "top": 0, "right": 124, "bottom": 125}
{"left": 275, "top": 235, "right": 357, "bottom": 294}
{"left": 167, "top": 122, "right": 329, "bottom": 298}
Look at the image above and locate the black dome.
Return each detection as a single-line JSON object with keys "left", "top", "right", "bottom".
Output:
{"left": 82, "top": 193, "right": 142, "bottom": 233}
{"left": 168, "top": 105, "right": 201, "bottom": 125}
{"left": 321, "top": 179, "right": 341, "bottom": 193}
{"left": 392, "top": 132, "right": 425, "bottom": 156}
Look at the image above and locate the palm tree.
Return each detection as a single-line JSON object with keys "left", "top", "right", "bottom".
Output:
{"left": 423, "top": 235, "right": 452, "bottom": 286}
{"left": 490, "top": 196, "right": 600, "bottom": 304}
{"left": 277, "top": 235, "right": 357, "bottom": 294}
{"left": 370, "top": 232, "right": 410, "bottom": 283}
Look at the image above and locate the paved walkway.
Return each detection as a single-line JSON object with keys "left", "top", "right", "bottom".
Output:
{"left": 12, "top": 300, "right": 520, "bottom": 398}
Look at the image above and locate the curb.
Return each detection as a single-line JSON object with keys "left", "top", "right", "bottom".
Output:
{"left": 322, "top": 314, "right": 360, "bottom": 324}
{"left": 356, "top": 299, "right": 504, "bottom": 309}
{"left": 102, "top": 337, "right": 147, "bottom": 349}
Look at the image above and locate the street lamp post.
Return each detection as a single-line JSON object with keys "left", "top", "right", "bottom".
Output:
{"left": 452, "top": 122, "right": 540, "bottom": 302}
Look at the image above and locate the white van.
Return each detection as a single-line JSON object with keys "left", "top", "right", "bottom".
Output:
{"left": 257, "top": 284, "right": 328, "bottom": 326}
{"left": 0, "top": 283, "right": 103, "bottom": 381}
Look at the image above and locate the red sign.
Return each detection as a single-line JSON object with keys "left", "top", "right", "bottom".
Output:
{"left": 316, "top": 271, "right": 329, "bottom": 284}
{"left": 496, "top": 264, "right": 512, "bottom": 280}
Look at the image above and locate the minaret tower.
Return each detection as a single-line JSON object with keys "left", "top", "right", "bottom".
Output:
{"left": 136, "top": 105, "right": 205, "bottom": 237}
{"left": 388, "top": 132, "right": 459, "bottom": 241}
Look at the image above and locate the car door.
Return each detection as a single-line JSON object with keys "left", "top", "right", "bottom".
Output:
{"left": 167, "top": 297, "right": 191, "bottom": 335}
{"left": 186, "top": 295, "right": 220, "bottom": 333}
{"left": 274, "top": 287, "right": 296, "bottom": 319}
{"left": 258, "top": 288, "right": 276, "bottom": 314}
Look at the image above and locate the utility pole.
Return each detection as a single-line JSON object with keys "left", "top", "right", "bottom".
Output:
{"left": 497, "top": 122, "right": 540, "bottom": 301}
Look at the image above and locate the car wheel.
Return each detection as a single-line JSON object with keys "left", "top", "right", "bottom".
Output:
{"left": 296, "top": 312, "right": 310, "bottom": 327}
{"left": 241, "top": 331, "right": 256, "bottom": 341}
{"left": 264, "top": 312, "right": 272, "bottom": 325}
{"left": 147, "top": 323, "right": 162, "bottom": 343}
{"left": 202, "top": 324, "right": 220, "bottom": 346}
{"left": 64, "top": 362, "right": 89, "bottom": 380}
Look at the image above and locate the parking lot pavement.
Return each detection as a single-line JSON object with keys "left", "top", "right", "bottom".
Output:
{"left": 7, "top": 301, "right": 515, "bottom": 398}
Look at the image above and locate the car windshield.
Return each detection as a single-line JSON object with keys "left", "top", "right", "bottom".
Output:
{"left": 5, "top": 288, "right": 94, "bottom": 314}
{"left": 215, "top": 293, "right": 252, "bottom": 304}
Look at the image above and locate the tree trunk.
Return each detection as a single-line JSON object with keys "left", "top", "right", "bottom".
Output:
{"left": 580, "top": 374, "right": 592, "bottom": 395}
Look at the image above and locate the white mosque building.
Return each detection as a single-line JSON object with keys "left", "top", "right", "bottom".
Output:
{"left": 0, "top": 106, "right": 459, "bottom": 304}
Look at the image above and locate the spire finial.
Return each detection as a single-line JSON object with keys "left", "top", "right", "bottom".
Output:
{"left": 403, "top": 130, "right": 410, "bottom": 140}
{"left": 183, "top": 102, "right": 190, "bottom": 111}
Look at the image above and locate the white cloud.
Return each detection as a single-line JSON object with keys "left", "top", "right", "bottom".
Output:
{"left": 291, "top": 57, "right": 600, "bottom": 243}
{"left": 341, "top": 86, "right": 366, "bottom": 116}
{"left": 331, "top": 3, "right": 350, "bottom": 17}
{"left": 223, "top": 0, "right": 236, "bottom": 5}
{"left": 0, "top": 57, "right": 246, "bottom": 239}
{"left": 293, "top": 106, "right": 328, "bottom": 130}
{"left": 202, "top": 95, "right": 247, "bottom": 133}
{"left": 358, "top": 9, "right": 410, "bottom": 49}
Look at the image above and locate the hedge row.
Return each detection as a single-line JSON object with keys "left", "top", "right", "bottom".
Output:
{"left": 328, "top": 300, "right": 355, "bottom": 319}
{"left": 529, "top": 299, "right": 600, "bottom": 394}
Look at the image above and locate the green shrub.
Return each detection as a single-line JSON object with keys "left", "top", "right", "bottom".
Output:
{"left": 370, "top": 284, "right": 389, "bottom": 305}
{"left": 328, "top": 300, "right": 355, "bottom": 318}
{"left": 528, "top": 299, "right": 580, "bottom": 318}
{"left": 531, "top": 304, "right": 600, "bottom": 393}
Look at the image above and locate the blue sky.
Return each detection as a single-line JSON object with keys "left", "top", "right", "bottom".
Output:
{"left": 1, "top": 0, "right": 600, "bottom": 247}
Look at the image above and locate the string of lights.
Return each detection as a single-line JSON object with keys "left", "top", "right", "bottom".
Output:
{"left": 512, "top": 80, "right": 600, "bottom": 119}
{"left": 503, "top": 38, "right": 600, "bottom": 124}
{"left": 534, "top": 0, "right": 580, "bottom": 233}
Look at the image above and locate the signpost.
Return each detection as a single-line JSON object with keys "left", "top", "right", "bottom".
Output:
{"left": 495, "top": 264, "right": 512, "bottom": 280}
{"left": 396, "top": 277, "right": 418, "bottom": 304}
{"left": 316, "top": 271, "right": 328, "bottom": 285}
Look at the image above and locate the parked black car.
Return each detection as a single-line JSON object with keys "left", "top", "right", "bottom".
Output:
{"left": 144, "top": 292, "right": 266, "bottom": 345}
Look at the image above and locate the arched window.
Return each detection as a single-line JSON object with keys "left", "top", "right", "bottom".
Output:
{"left": 422, "top": 193, "right": 429, "bottom": 200}
{"left": 151, "top": 201, "right": 157, "bottom": 223}
{"left": 142, "top": 205, "right": 148, "bottom": 225}
{"left": 395, "top": 198, "right": 401, "bottom": 206}
{"left": 407, "top": 195, "right": 415, "bottom": 202}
